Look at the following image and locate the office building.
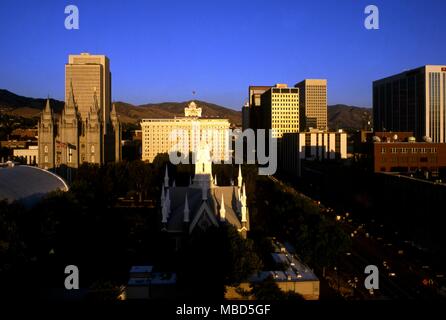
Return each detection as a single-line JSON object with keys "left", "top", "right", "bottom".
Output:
{"left": 141, "top": 101, "right": 230, "bottom": 162}
{"left": 259, "top": 84, "right": 300, "bottom": 138}
{"left": 243, "top": 86, "right": 272, "bottom": 131}
{"left": 65, "top": 53, "right": 111, "bottom": 128}
{"left": 295, "top": 79, "right": 328, "bottom": 131}
{"left": 373, "top": 65, "right": 446, "bottom": 142}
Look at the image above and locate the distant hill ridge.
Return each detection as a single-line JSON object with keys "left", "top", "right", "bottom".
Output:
{"left": 0, "top": 89, "right": 371, "bottom": 130}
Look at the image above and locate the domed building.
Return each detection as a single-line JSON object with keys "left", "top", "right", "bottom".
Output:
{"left": 0, "top": 163, "right": 68, "bottom": 207}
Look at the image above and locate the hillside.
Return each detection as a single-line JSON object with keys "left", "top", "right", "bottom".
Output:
{"left": 0, "top": 89, "right": 64, "bottom": 116}
{"left": 1, "top": 89, "right": 371, "bottom": 130}
{"left": 114, "top": 100, "right": 242, "bottom": 126}
{"left": 0, "top": 89, "right": 241, "bottom": 125}
{"left": 328, "top": 104, "right": 372, "bottom": 131}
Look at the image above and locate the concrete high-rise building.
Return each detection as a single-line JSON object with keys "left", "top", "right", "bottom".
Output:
{"left": 373, "top": 65, "right": 446, "bottom": 143}
{"left": 244, "top": 85, "right": 272, "bottom": 131}
{"left": 259, "top": 84, "right": 299, "bottom": 138}
{"left": 141, "top": 101, "right": 230, "bottom": 162}
{"left": 295, "top": 79, "right": 327, "bottom": 131}
{"left": 65, "top": 53, "right": 111, "bottom": 130}
{"left": 38, "top": 53, "right": 121, "bottom": 176}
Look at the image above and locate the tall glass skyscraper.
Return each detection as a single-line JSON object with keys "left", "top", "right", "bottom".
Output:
{"left": 373, "top": 65, "right": 446, "bottom": 143}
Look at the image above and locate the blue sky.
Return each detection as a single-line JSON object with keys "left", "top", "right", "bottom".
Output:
{"left": 0, "top": 0, "right": 445, "bottom": 109}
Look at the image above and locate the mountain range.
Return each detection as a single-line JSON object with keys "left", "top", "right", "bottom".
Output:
{"left": 0, "top": 89, "right": 371, "bottom": 130}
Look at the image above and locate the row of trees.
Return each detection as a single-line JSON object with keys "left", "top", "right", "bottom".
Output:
{"left": 69, "top": 156, "right": 260, "bottom": 207}
{"left": 0, "top": 159, "right": 269, "bottom": 300}
{"left": 250, "top": 176, "right": 351, "bottom": 272}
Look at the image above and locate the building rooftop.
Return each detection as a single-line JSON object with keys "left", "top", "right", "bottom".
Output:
{"left": 130, "top": 266, "right": 153, "bottom": 274}
{"left": 151, "top": 272, "right": 177, "bottom": 285}
{"left": 128, "top": 278, "right": 151, "bottom": 286}
{"left": 0, "top": 164, "right": 68, "bottom": 207}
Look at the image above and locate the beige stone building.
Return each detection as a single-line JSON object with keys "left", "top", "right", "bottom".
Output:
{"left": 38, "top": 53, "right": 121, "bottom": 175}
{"left": 295, "top": 79, "right": 328, "bottom": 131}
{"left": 13, "top": 145, "right": 38, "bottom": 165}
{"left": 259, "top": 84, "right": 300, "bottom": 138}
{"left": 141, "top": 101, "right": 230, "bottom": 162}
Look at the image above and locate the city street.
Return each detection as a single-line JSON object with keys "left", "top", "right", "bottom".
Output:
{"left": 270, "top": 176, "right": 446, "bottom": 300}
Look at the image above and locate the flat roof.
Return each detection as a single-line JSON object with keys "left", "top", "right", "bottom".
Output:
{"left": 128, "top": 278, "right": 150, "bottom": 286}
{"left": 373, "top": 65, "right": 446, "bottom": 84}
{"left": 151, "top": 272, "right": 177, "bottom": 285}
{"left": 127, "top": 273, "right": 177, "bottom": 286}
{"left": 141, "top": 117, "right": 229, "bottom": 123}
{"left": 130, "top": 266, "right": 153, "bottom": 274}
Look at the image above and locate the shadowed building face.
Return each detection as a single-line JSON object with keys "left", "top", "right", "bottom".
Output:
{"left": 65, "top": 53, "right": 111, "bottom": 129}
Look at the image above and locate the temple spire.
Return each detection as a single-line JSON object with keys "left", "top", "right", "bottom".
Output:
{"left": 164, "top": 165, "right": 169, "bottom": 187}
{"left": 92, "top": 89, "right": 99, "bottom": 113}
{"left": 44, "top": 98, "right": 51, "bottom": 113}
{"left": 67, "top": 80, "right": 76, "bottom": 109}
{"left": 160, "top": 184, "right": 165, "bottom": 205}
{"left": 161, "top": 203, "right": 168, "bottom": 223}
{"left": 219, "top": 193, "right": 226, "bottom": 221}
{"left": 237, "top": 165, "right": 243, "bottom": 188}
{"left": 241, "top": 183, "right": 247, "bottom": 222}
{"left": 111, "top": 103, "right": 118, "bottom": 121}
{"left": 183, "top": 194, "right": 190, "bottom": 223}
{"left": 165, "top": 188, "right": 171, "bottom": 218}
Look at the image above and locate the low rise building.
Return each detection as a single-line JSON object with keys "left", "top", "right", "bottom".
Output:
{"left": 371, "top": 132, "right": 446, "bottom": 174}
{"left": 225, "top": 239, "right": 319, "bottom": 300}
{"left": 125, "top": 265, "right": 177, "bottom": 300}
{"left": 13, "top": 145, "right": 38, "bottom": 165}
{"left": 280, "top": 129, "right": 348, "bottom": 176}
{"left": 1, "top": 140, "right": 28, "bottom": 149}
